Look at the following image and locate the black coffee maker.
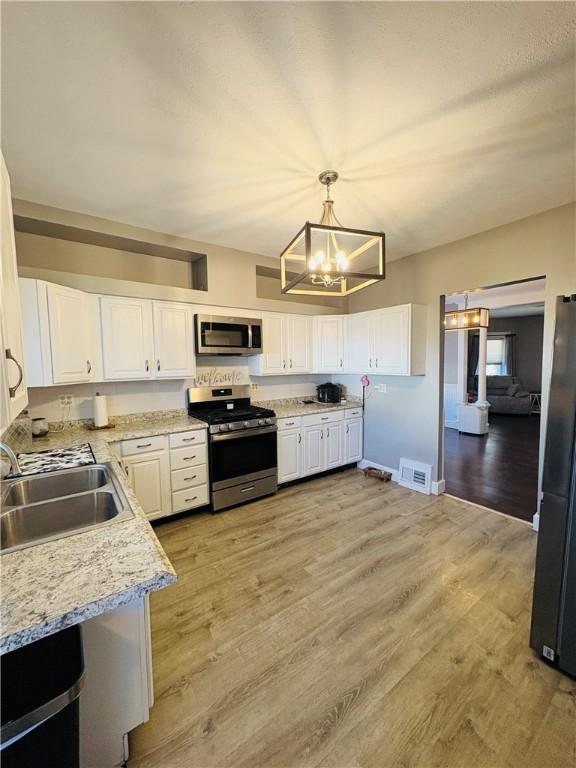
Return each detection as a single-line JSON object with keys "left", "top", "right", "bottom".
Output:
{"left": 316, "top": 383, "right": 343, "bottom": 404}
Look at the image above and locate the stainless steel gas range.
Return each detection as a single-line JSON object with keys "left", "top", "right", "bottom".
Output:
{"left": 187, "top": 386, "right": 277, "bottom": 512}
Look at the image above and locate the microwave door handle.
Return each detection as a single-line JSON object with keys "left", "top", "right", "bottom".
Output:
{"left": 248, "top": 323, "right": 253, "bottom": 350}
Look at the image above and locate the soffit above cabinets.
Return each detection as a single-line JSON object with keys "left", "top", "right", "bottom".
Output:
{"left": 2, "top": 3, "right": 574, "bottom": 262}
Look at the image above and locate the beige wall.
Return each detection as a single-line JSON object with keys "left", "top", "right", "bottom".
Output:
{"left": 344, "top": 203, "right": 575, "bottom": 503}
{"left": 13, "top": 199, "right": 340, "bottom": 315}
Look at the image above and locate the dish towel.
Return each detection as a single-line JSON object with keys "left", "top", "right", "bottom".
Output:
{"left": 14, "top": 444, "right": 96, "bottom": 476}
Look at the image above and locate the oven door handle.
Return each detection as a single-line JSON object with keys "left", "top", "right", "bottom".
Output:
{"left": 211, "top": 425, "right": 277, "bottom": 442}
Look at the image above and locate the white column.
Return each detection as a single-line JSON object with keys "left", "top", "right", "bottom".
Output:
{"left": 477, "top": 327, "right": 488, "bottom": 405}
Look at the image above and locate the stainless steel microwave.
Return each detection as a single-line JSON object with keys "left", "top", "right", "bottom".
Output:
{"left": 195, "top": 315, "right": 263, "bottom": 356}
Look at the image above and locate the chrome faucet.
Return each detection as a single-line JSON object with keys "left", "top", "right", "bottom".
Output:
{"left": 0, "top": 442, "right": 21, "bottom": 476}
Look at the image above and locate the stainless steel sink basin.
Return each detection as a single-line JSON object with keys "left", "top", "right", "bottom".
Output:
{"left": 3, "top": 466, "right": 109, "bottom": 507}
{"left": 1, "top": 464, "right": 132, "bottom": 554}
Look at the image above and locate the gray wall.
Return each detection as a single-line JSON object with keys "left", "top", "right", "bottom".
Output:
{"left": 346, "top": 203, "right": 575, "bottom": 489}
{"left": 489, "top": 314, "right": 544, "bottom": 392}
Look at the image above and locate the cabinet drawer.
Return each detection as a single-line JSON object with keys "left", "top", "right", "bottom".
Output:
{"left": 172, "top": 485, "right": 209, "bottom": 514}
{"left": 121, "top": 434, "right": 166, "bottom": 456}
{"left": 345, "top": 408, "right": 363, "bottom": 419}
{"left": 302, "top": 410, "right": 344, "bottom": 427}
{"left": 169, "top": 429, "right": 206, "bottom": 449}
{"left": 171, "top": 465, "right": 208, "bottom": 492}
{"left": 170, "top": 444, "right": 207, "bottom": 470}
{"left": 277, "top": 416, "right": 302, "bottom": 431}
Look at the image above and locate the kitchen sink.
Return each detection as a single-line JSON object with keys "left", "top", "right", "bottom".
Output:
{"left": 1, "top": 464, "right": 132, "bottom": 554}
{"left": 3, "top": 466, "right": 109, "bottom": 507}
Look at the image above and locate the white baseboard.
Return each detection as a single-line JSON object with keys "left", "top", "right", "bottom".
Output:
{"left": 444, "top": 420, "right": 459, "bottom": 430}
{"left": 359, "top": 459, "right": 445, "bottom": 497}
{"left": 432, "top": 479, "right": 446, "bottom": 495}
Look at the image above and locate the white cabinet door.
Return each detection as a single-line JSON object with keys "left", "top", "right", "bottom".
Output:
{"left": 345, "top": 419, "right": 363, "bottom": 463}
{"left": 372, "top": 306, "right": 409, "bottom": 375}
{"left": 101, "top": 297, "right": 153, "bottom": 380}
{"left": 261, "top": 314, "right": 287, "bottom": 374}
{"left": 303, "top": 424, "right": 325, "bottom": 476}
{"left": 46, "top": 283, "right": 94, "bottom": 384}
{"left": 124, "top": 449, "right": 170, "bottom": 520}
{"left": 325, "top": 421, "right": 344, "bottom": 469}
{"left": 0, "top": 154, "right": 27, "bottom": 427}
{"left": 287, "top": 316, "right": 310, "bottom": 373}
{"left": 346, "top": 312, "right": 372, "bottom": 373}
{"left": 314, "top": 316, "right": 344, "bottom": 373}
{"left": 278, "top": 428, "right": 302, "bottom": 483}
{"left": 153, "top": 301, "right": 195, "bottom": 379}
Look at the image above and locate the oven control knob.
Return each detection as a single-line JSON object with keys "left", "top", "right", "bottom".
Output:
{"left": 265, "top": 418, "right": 273, "bottom": 425}
{"left": 219, "top": 424, "right": 229, "bottom": 432}
{"left": 258, "top": 419, "right": 266, "bottom": 426}
{"left": 243, "top": 421, "right": 251, "bottom": 428}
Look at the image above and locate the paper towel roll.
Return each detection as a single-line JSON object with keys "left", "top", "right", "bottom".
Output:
{"left": 93, "top": 392, "right": 109, "bottom": 428}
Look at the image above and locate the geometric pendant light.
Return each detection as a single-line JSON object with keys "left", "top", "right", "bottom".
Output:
{"left": 280, "top": 171, "right": 386, "bottom": 297}
{"left": 444, "top": 294, "right": 490, "bottom": 331}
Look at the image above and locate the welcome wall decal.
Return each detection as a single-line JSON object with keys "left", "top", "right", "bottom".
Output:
{"left": 194, "top": 367, "right": 248, "bottom": 387}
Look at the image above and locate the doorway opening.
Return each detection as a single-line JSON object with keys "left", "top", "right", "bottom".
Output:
{"left": 441, "top": 278, "right": 545, "bottom": 523}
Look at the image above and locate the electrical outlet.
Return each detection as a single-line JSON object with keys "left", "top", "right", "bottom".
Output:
{"left": 251, "top": 383, "right": 259, "bottom": 392}
{"left": 375, "top": 383, "right": 387, "bottom": 393}
{"left": 59, "top": 395, "right": 73, "bottom": 407}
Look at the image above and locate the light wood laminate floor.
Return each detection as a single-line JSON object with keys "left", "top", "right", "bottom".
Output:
{"left": 129, "top": 469, "right": 576, "bottom": 768}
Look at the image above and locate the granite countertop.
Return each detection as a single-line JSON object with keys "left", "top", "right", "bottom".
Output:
{"left": 256, "top": 398, "right": 364, "bottom": 419}
{"left": 0, "top": 414, "right": 208, "bottom": 655}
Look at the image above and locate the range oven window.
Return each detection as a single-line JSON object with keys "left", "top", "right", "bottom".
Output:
{"left": 200, "top": 321, "right": 249, "bottom": 350}
{"left": 210, "top": 429, "right": 277, "bottom": 485}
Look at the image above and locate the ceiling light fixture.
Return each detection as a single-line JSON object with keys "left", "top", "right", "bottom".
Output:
{"left": 444, "top": 294, "right": 490, "bottom": 331}
{"left": 280, "top": 171, "right": 386, "bottom": 297}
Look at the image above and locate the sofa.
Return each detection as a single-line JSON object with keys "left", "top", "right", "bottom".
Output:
{"left": 470, "top": 375, "right": 531, "bottom": 415}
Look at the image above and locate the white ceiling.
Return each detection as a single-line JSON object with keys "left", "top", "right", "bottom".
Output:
{"left": 2, "top": 2, "right": 575, "bottom": 261}
{"left": 449, "top": 277, "right": 546, "bottom": 314}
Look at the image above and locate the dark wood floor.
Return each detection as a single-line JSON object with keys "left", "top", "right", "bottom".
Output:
{"left": 444, "top": 414, "right": 540, "bottom": 522}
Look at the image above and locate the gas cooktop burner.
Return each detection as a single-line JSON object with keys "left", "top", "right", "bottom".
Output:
{"left": 195, "top": 406, "right": 275, "bottom": 425}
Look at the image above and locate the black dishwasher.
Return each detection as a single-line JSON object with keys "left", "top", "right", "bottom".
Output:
{"left": 1, "top": 625, "right": 84, "bottom": 768}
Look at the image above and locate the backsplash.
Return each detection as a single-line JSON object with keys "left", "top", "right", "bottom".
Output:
{"left": 26, "top": 371, "right": 329, "bottom": 424}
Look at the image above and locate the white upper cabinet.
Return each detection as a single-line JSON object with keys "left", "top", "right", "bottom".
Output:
{"left": 252, "top": 313, "right": 310, "bottom": 376}
{"left": 345, "top": 312, "right": 372, "bottom": 372}
{"left": 0, "top": 154, "right": 28, "bottom": 428}
{"left": 100, "top": 297, "right": 154, "bottom": 380}
{"left": 47, "top": 283, "right": 99, "bottom": 384}
{"left": 258, "top": 314, "right": 287, "bottom": 374}
{"left": 313, "top": 316, "right": 345, "bottom": 373}
{"left": 152, "top": 301, "right": 195, "bottom": 379}
{"left": 344, "top": 304, "right": 426, "bottom": 376}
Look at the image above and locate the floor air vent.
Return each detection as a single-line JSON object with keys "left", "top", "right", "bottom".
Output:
{"left": 398, "top": 458, "right": 432, "bottom": 494}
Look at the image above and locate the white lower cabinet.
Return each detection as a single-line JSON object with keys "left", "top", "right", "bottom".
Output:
{"left": 80, "top": 597, "right": 153, "bottom": 768}
{"left": 123, "top": 448, "right": 171, "bottom": 521}
{"left": 120, "top": 429, "right": 209, "bottom": 520}
{"left": 277, "top": 409, "right": 362, "bottom": 484}
{"left": 277, "top": 428, "right": 302, "bottom": 483}
{"left": 345, "top": 419, "right": 363, "bottom": 463}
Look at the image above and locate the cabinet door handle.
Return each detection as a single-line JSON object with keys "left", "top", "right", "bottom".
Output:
{"left": 137, "top": 442, "right": 152, "bottom": 448}
{"left": 157, "top": 360, "right": 161, "bottom": 372}
{"left": 321, "top": 417, "right": 329, "bottom": 421}
{"left": 346, "top": 425, "right": 349, "bottom": 434}
{"left": 241, "top": 485, "right": 255, "bottom": 493}
{"left": 145, "top": 359, "right": 150, "bottom": 372}
{"left": 369, "top": 359, "right": 372, "bottom": 368}
{"left": 282, "top": 360, "right": 286, "bottom": 369}
{"left": 340, "top": 359, "right": 343, "bottom": 368}
{"left": 327, "top": 427, "right": 330, "bottom": 437}
{"left": 86, "top": 359, "right": 92, "bottom": 374}
{"left": 290, "top": 359, "right": 293, "bottom": 368}
{"left": 184, "top": 496, "right": 198, "bottom": 503}
{"left": 321, "top": 430, "right": 323, "bottom": 439}
{"left": 5, "top": 349, "right": 24, "bottom": 398}
{"left": 285, "top": 421, "right": 295, "bottom": 426}
{"left": 375, "top": 358, "right": 379, "bottom": 367}
{"left": 298, "top": 433, "right": 301, "bottom": 444}
{"left": 183, "top": 475, "right": 197, "bottom": 482}
{"left": 183, "top": 456, "right": 196, "bottom": 461}
{"left": 181, "top": 437, "right": 197, "bottom": 443}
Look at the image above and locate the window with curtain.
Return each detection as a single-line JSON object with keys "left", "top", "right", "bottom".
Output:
{"left": 475, "top": 334, "right": 512, "bottom": 376}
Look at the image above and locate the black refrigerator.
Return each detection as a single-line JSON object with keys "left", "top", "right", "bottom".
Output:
{"left": 530, "top": 294, "right": 576, "bottom": 678}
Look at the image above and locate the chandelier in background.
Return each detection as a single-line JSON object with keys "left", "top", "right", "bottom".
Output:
{"left": 280, "top": 171, "right": 386, "bottom": 297}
